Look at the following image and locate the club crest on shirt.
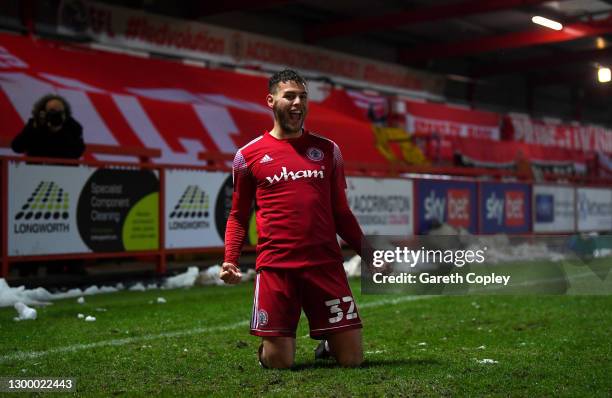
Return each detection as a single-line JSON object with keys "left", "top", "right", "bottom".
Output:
{"left": 257, "top": 309, "right": 268, "bottom": 326}
{"left": 306, "top": 147, "right": 324, "bottom": 162}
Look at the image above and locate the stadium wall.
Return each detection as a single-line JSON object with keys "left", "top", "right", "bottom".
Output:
{"left": 2, "top": 155, "right": 610, "bottom": 278}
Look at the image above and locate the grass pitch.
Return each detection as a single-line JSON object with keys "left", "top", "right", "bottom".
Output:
{"left": 1, "top": 275, "right": 611, "bottom": 396}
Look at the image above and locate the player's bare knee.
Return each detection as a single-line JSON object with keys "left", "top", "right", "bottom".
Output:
{"left": 263, "top": 351, "right": 294, "bottom": 369}
{"left": 260, "top": 337, "right": 295, "bottom": 369}
{"left": 336, "top": 352, "right": 363, "bottom": 367}
{"left": 333, "top": 346, "right": 363, "bottom": 367}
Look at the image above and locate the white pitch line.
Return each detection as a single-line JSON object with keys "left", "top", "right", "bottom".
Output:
{"left": 0, "top": 321, "right": 248, "bottom": 364}
{"left": 2, "top": 268, "right": 598, "bottom": 364}
{"left": 0, "top": 295, "right": 434, "bottom": 364}
{"left": 359, "top": 295, "right": 433, "bottom": 309}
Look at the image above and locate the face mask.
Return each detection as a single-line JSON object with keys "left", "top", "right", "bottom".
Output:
{"left": 46, "top": 110, "right": 65, "bottom": 127}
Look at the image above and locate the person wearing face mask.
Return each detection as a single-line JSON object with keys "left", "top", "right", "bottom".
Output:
{"left": 9, "top": 94, "right": 86, "bottom": 277}
{"left": 11, "top": 94, "right": 86, "bottom": 159}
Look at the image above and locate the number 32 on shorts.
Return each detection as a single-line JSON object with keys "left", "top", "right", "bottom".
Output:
{"left": 325, "top": 296, "right": 357, "bottom": 324}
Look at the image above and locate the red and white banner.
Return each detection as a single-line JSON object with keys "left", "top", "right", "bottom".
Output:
{"left": 395, "top": 99, "right": 501, "bottom": 141}
{"left": 346, "top": 90, "right": 389, "bottom": 121}
{"left": 0, "top": 33, "right": 388, "bottom": 166}
{"left": 504, "top": 113, "right": 612, "bottom": 154}
{"left": 53, "top": 1, "right": 444, "bottom": 95}
{"left": 598, "top": 152, "right": 612, "bottom": 178}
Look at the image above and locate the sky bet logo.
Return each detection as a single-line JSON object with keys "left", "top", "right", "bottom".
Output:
{"left": 486, "top": 191, "right": 525, "bottom": 226}
{"left": 168, "top": 185, "right": 210, "bottom": 230}
{"left": 424, "top": 189, "right": 470, "bottom": 227}
{"left": 14, "top": 181, "right": 70, "bottom": 234}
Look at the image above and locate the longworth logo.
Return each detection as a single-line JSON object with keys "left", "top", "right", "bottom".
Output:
{"left": 16, "top": 181, "right": 69, "bottom": 221}
{"left": 14, "top": 181, "right": 70, "bottom": 234}
{"left": 168, "top": 185, "right": 210, "bottom": 230}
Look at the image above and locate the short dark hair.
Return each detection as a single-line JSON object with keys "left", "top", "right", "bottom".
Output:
{"left": 268, "top": 69, "right": 306, "bottom": 94}
{"left": 31, "top": 94, "right": 72, "bottom": 118}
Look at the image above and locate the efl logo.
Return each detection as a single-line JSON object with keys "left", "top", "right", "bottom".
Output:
{"left": 505, "top": 191, "right": 525, "bottom": 226}
{"left": 447, "top": 189, "right": 470, "bottom": 227}
{"left": 535, "top": 194, "right": 554, "bottom": 223}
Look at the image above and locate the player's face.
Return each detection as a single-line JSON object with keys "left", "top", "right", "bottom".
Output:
{"left": 267, "top": 80, "right": 308, "bottom": 134}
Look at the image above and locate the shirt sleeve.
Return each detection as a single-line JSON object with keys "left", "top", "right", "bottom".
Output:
{"left": 331, "top": 142, "right": 365, "bottom": 257}
{"left": 223, "top": 150, "right": 256, "bottom": 266}
{"left": 11, "top": 119, "right": 36, "bottom": 154}
{"left": 62, "top": 118, "right": 86, "bottom": 159}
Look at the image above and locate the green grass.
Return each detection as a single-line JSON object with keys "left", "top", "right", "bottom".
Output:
{"left": 1, "top": 277, "right": 611, "bottom": 396}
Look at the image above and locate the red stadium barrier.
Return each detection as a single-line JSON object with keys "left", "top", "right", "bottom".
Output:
{"left": 1, "top": 148, "right": 610, "bottom": 278}
{"left": 0, "top": 148, "right": 265, "bottom": 278}
{"left": 86, "top": 144, "right": 162, "bottom": 163}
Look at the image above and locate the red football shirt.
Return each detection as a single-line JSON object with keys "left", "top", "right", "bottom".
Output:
{"left": 224, "top": 130, "right": 364, "bottom": 270}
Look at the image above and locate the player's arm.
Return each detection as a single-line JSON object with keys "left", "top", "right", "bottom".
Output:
{"left": 330, "top": 144, "right": 390, "bottom": 274}
{"left": 221, "top": 151, "right": 255, "bottom": 284}
{"left": 330, "top": 143, "right": 366, "bottom": 257}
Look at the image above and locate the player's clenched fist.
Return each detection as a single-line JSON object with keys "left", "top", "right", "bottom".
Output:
{"left": 220, "top": 262, "right": 242, "bottom": 284}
